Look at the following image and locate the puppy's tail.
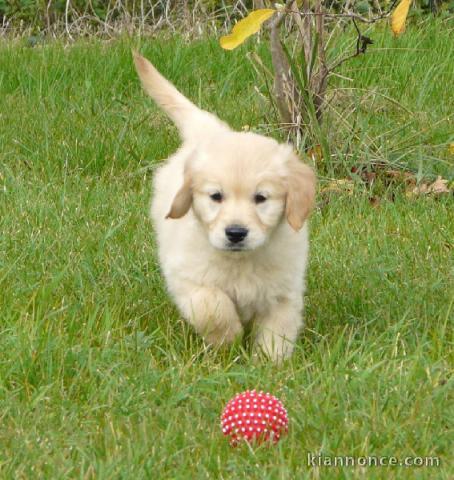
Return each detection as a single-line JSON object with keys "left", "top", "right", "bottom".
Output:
{"left": 133, "top": 52, "right": 228, "bottom": 141}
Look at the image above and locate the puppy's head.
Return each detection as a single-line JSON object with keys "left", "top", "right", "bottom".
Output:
{"left": 133, "top": 53, "right": 315, "bottom": 251}
{"left": 167, "top": 132, "right": 316, "bottom": 252}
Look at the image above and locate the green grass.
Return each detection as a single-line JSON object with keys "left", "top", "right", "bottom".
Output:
{"left": 327, "top": 18, "right": 454, "bottom": 178}
{"left": 0, "top": 19, "right": 453, "bottom": 479}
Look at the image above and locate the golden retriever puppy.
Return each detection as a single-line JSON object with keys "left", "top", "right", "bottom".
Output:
{"left": 134, "top": 53, "right": 316, "bottom": 362}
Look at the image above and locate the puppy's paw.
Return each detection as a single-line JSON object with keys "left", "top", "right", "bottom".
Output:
{"left": 180, "top": 286, "right": 243, "bottom": 346}
{"left": 253, "top": 300, "right": 302, "bottom": 363}
{"left": 253, "top": 336, "right": 294, "bottom": 364}
{"left": 204, "top": 315, "right": 243, "bottom": 346}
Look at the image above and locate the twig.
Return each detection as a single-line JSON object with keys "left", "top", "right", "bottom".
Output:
{"left": 65, "top": 0, "right": 73, "bottom": 40}
{"left": 328, "top": 18, "right": 374, "bottom": 72}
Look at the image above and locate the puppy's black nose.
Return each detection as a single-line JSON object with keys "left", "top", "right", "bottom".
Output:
{"left": 225, "top": 225, "right": 248, "bottom": 244}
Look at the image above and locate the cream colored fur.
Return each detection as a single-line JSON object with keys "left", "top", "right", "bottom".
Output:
{"left": 134, "top": 53, "right": 316, "bottom": 362}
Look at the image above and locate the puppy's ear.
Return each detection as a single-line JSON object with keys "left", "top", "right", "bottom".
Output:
{"left": 285, "top": 154, "right": 316, "bottom": 231}
{"left": 166, "top": 170, "right": 193, "bottom": 219}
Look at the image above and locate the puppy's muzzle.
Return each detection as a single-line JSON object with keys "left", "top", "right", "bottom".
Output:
{"left": 225, "top": 225, "right": 248, "bottom": 244}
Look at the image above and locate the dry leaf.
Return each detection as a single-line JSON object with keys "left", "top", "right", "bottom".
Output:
{"left": 321, "top": 179, "right": 355, "bottom": 195}
{"left": 448, "top": 143, "right": 454, "bottom": 155}
{"left": 428, "top": 176, "right": 450, "bottom": 194}
{"left": 351, "top": 165, "right": 416, "bottom": 188}
{"left": 383, "top": 169, "right": 405, "bottom": 179}
{"left": 307, "top": 145, "right": 323, "bottom": 163}
{"left": 220, "top": 9, "right": 276, "bottom": 50}
{"left": 391, "top": 0, "right": 412, "bottom": 37}
{"left": 369, "top": 196, "right": 381, "bottom": 208}
{"left": 356, "top": 171, "right": 377, "bottom": 186}
{"left": 383, "top": 169, "right": 416, "bottom": 185}
{"left": 407, "top": 176, "right": 451, "bottom": 197}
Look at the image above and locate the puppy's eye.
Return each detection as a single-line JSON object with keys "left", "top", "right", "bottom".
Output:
{"left": 210, "top": 192, "right": 223, "bottom": 202}
{"left": 254, "top": 193, "right": 267, "bottom": 204}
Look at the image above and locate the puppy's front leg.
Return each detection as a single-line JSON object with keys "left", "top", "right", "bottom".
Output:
{"left": 254, "top": 299, "right": 303, "bottom": 362}
{"left": 176, "top": 285, "right": 243, "bottom": 346}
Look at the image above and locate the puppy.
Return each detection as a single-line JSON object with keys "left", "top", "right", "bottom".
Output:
{"left": 134, "top": 53, "right": 316, "bottom": 362}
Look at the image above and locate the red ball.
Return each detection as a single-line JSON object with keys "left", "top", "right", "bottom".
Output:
{"left": 221, "top": 390, "right": 289, "bottom": 446}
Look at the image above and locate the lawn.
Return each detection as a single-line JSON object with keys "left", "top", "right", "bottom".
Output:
{"left": 0, "top": 18, "right": 453, "bottom": 479}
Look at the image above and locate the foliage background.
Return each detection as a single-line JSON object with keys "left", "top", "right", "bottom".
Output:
{"left": 1, "top": 0, "right": 453, "bottom": 34}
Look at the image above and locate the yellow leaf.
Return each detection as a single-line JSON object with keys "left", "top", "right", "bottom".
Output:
{"left": 391, "top": 0, "right": 412, "bottom": 37}
{"left": 220, "top": 9, "right": 276, "bottom": 51}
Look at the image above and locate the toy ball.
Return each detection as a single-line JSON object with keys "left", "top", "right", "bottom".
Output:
{"left": 221, "top": 390, "right": 288, "bottom": 446}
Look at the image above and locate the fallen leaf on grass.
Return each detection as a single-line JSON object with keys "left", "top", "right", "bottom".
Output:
{"left": 369, "top": 196, "right": 381, "bottom": 208}
{"left": 318, "top": 179, "right": 355, "bottom": 209}
{"left": 449, "top": 143, "right": 454, "bottom": 155}
{"left": 307, "top": 145, "right": 323, "bottom": 164}
{"left": 362, "top": 171, "right": 377, "bottom": 184}
{"left": 351, "top": 165, "right": 416, "bottom": 188}
{"left": 382, "top": 169, "right": 413, "bottom": 181}
{"left": 443, "top": 241, "right": 453, "bottom": 251}
{"left": 429, "top": 177, "right": 451, "bottom": 193}
{"left": 320, "top": 179, "right": 355, "bottom": 195}
{"left": 407, "top": 176, "right": 452, "bottom": 197}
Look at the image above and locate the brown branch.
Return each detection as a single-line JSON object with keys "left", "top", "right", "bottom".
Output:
{"left": 311, "top": 0, "right": 328, "bottom": 121}
{"left": 270, "top": 18, "right": 293, "bottom": 125}
{"left": 299, "top": 0, "right": 312, "bottom": 70}
{"left": 268, "top": 0, "right": 299, "bottom": 126}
